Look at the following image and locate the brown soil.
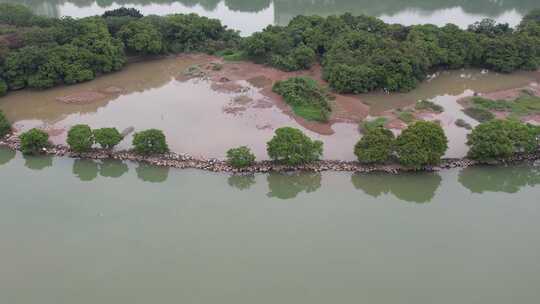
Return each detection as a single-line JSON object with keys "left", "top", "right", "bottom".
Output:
{"left": 56, "top": 91, "right": 107, "bottom": 104}
{"left": 198, "top": 58, "right": 370, "bottom": 135}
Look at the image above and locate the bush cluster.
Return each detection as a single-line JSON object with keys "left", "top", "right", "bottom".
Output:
{"left": 0, "top": 110, "right": 10, "bottom": 137}
{"left": 226, "top": 146, "right": 256, "bottom": 168}
{"left": 467, "top": 119, "right": 540, "bottom": 161}
{"left": 0, "top": 4, "right": 240, "bottom": 94}
{"left": 267, "top": 127, "right": 323, "bottom": 165}
{"left": 19, "top": 128, "right": 49, "bottom": 155}
{"left": 272, "top": 77, "right": 331, "bottom": 122}
{"left": 66, "top": 125, "right": 123, "bottom": 152}
{"left": 354, "top": 121, "right": 448, "bottom": 168}
{"left": 243, "top": 11, "right": 540, "bottom": 93}
{"left": 132, "top": 129, "right": 169, "bottom": 155}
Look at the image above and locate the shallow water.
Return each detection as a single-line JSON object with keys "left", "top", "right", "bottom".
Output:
{"left": 1, "top": 148, "right": 540, "bottom": 303}
{"left": 1, "top": 57, "right": 537, "bottom": 159}
{"left": 2, "top": 0, "right": 536, "bottom": 35}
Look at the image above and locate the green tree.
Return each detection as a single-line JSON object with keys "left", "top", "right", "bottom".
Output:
{"left": 132, "top": 129, "right": 169, "bottom": 155}
{"left": 354, "top": 127, "right": 395, "bottom": 164}
{"left": 395, "top": 121, "right": 448, "bottom": 168}
{"left": 0, "top": 110, "right": 11, "bottom": 138}
{"left": 93, "top": 128, "right": 123, "bottom": 149}
{"left": 118, "top": 19, "right": 163, "bottom": 54}
{"left": 226, "top": 146, "right": 256, "bottom": 168}
{"left": 467, "top": 119, "right": 539, "bottom": 161}
{"left": 67, "top": 124, "right": 94, "bottom": 153}
{"left": 19, "top": 128, "right": 49, "bottom": 155}
{"left": 267, "top": 127, "right": 323, "bottom": 165}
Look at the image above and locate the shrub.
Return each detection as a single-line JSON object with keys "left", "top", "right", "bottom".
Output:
{"left": 463, "top": 107, "right": 495, "bottom": 122}
{"left": 19, "top": 128, "right": 49, "bottom": 155}
{"left": 354, "top": 127, "right": 395, "bottom": 164}
{"left": 396, "top": 110, "right": 415, "bottom": 124}
{"left": 359, "top": 117, "right": 387, "bottom": 133}
{"left": 0, "top": 79, "right": 7, "bottom": 96}
{"left": 455, "top": 118, "right": 472, "bottom": 130}
{"left": 93, "top": 128, "right": 123, "bottom": 149}
{"left": 272, "top": 77, "right": 331, "bottom": 122}
{"left": 0, "top": 110, "right": 11, "bottom": 138}
{"left": 67, "top": 124, "right": 94, "bottom": 152}
{"left": 132, "top": 129, "right": 169, "bottom": 155}
{"left": 467, "top": 119, "right": 539, "bottom": 161}
{"left": 267, "top": 127, "right": 323, "bottom": 165}
{"left": 226, "top": 146, "right": 256, "bottom": 168}
{"left": 415, "top": 100, "right": 444, "bottom": 113}
{"left": 395, "top": 121, "right": 448, "bottom": 168}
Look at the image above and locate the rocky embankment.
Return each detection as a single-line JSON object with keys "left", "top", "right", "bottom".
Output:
{"left": 1, "top": 133, "right": 539, "bottom": 174}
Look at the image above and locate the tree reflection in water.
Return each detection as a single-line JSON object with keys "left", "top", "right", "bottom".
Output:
{"left": 136, "top": 163, "right": 169, "bottom": 183}
{"left": 228, "top": 174, "right": 256, "bottom": 190}
{"left": 23, "top": 154, "right": 53, "bottom": 171}
{"left": 458, "top": 165, "right": 540, "bottom": 194}
{"left": 266, "top": 172, "right": 321, "bottom": 200}
{"left": 351, "top": 172, "right": 442, "bottom": 203}
{"left": 0, "top": 148, "right": 16, "bottom": 167}
{"left": 100, "top": 159, "right": 129, "bottom": 178}
{"left": 72, "top": 159, "right": 99, "bottom": 181}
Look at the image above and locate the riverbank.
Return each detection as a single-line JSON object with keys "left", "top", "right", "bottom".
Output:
{"left": 2, "top": 133, "right": 539, "bottom": 174}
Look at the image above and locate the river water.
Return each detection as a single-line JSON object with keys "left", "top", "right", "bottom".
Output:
{"left": 1, "top": 147, "right": 540, "bottom": 303}
{"left": 1, "top": 0, "right": 537, "bottom": 35}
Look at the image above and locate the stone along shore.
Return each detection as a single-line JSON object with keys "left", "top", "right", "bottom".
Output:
{"left": 1, "top": 133, "right": 539, "bottom": 174}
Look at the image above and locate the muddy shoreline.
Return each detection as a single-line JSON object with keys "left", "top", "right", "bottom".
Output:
{"left": 2, "top": 133, "right": 538, "bottom": 174}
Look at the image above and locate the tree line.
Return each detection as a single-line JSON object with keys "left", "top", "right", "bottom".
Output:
{"left": 0, "top": 5, "right": 240, "bottom": 96}
{"left": 2, "top": 4, "right": 540, "bottom": 97}
{"left": 2, "top": 109, "right": 538, "bottom": 169}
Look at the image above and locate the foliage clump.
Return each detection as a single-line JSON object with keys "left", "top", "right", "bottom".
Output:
{"left": 0, "top": 110, "right": 11, "bottom": 138}
{"left": 132, "top": 129, "right": 169, "bottom": 155}
{"left": 226, "top": 146, "right": 256, "bottom": 168}
{"left": 267, "top": 127, "right": 323, "bottom": 165}
{"left": 67, "top": 124, "right": 94, "bottom": 152}
{"left": 272, "top": 77, "right": 331, "bottom": 122}
{"left": 93, "top": 128, "right": 123, "bottom": 149}
{"left": 354, "top": 127, "right": 395, "bottom": 164}
{"left": 463, "top": 107, "right": 496, "bottom": 122}
{"left": 467, "top": 119, "right": 539, "bottom": 161}
{"left": 455, "top": 118, "right": 472, "bottom": 130}
{"left": 359, "top": 117, "right": 387, "bottom": 133}
{"left": 243, "top": 12, "right": 540, "bottom": 93}
{"left": 19, "top": 128, "right": 49, "bottom": 155}
{"left": 395, "top": 121, "right": 448, "bottom": 168}
{"left": 415, "top": 100, "right": 444, "bottom": 113}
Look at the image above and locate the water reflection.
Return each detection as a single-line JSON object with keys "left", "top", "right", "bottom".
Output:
{"left": 0, "top": 148, "right": 16, "bottom": 167}
{"left": 136, "top": 163, "right": 170, "bottom": 183}
{"left": 458, "top": 165, "right": 540, "bottom": 194}
{"left": 23, "top": 154, "right": 53, "bottom": 171}
{"left": 72, "top": 159, "right": 99, "bottom": 181}
{"left": 351, "top": 172, "right": 442, "bottom": 203}
{"left": 100, "top": 159, "right": 129, "bottom": 178}
{"left": 267, "top": 172, "right": 321, "bottom": 200}
{"left": 227, "top": 174, "right": 256, "bottom": 191}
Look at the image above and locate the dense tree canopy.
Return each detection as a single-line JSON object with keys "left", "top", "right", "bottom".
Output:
{"left": 354, "top": 127, "right": 395, "bottom": 164}
{"left": 395, "top": 121, "right": 448, "bottom": 168}
{"left": 243, "top": 11, "right": 540, "bottom": 93}
{"left": 466, "top": 119, "right": 539, "bottom": 161}
{"left": 267, "top": 127, "right": 323, "bottom": 165}
{"left": 0, "top": 4, "right": 239, "bottom": 94}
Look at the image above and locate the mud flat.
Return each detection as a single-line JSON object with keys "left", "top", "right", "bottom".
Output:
{"left": 1, "top": 55, "right": 539, "bottom": 160}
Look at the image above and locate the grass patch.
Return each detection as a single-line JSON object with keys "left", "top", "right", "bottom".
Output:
{"left": 455, "top": 118, "right": 472, "bottom": 130}
{"left": 415, "top": 99, "right": 444, "bottom": 113}
{"left": 359, "top": 117, "right": 388, "bottom": 133}
{"left": 273, "top": 77, "right": 331, "bottom": 122}
{"left": 470, "top": 95, "right": 540, "bottom": 117}
{"left": 395, "top": 109, "right": 415, "bottom": 124}
{"left": 463, "top": 107, "right": 495, "bottom": 122}
{"left": 215, "top": 49, "right": 248, "bottom": 61}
